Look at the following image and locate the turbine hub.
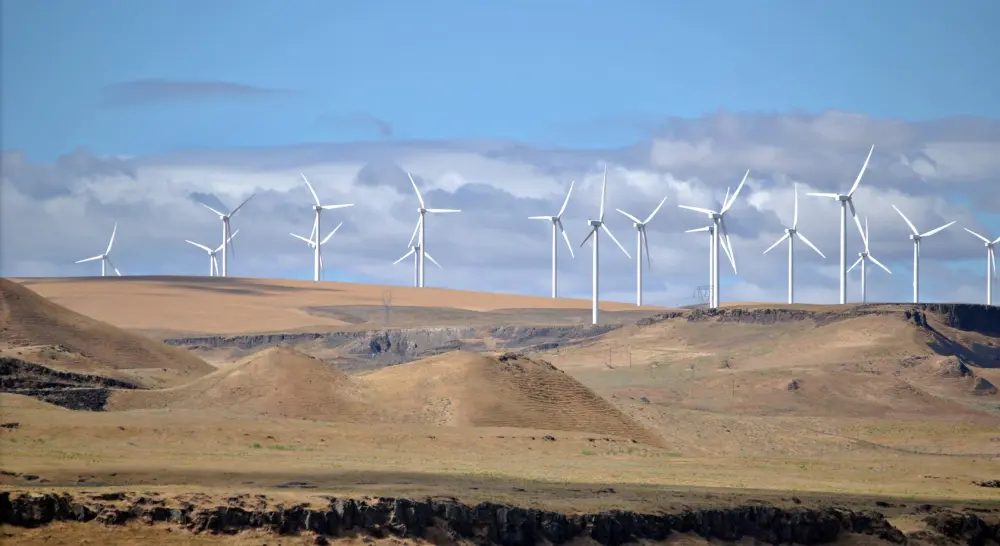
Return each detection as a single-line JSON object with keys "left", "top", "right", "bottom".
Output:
{"left": 839, "top": 195, "right": 850, "bottom": 202}
{"left": 589, "top": 220, "right": 602, "bottom": 227}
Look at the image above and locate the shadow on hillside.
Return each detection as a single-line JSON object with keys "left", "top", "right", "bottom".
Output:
{"left": 926, "top": 325, "right": 1000, "bottom": 369}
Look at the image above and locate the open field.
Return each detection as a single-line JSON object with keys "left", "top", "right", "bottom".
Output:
{"left": 2, "top": 276, "right": 1000, "bottom": 543}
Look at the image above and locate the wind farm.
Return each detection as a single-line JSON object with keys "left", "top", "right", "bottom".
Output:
{"left": 4, "top": 4, "right": 1000, "bottom": 544}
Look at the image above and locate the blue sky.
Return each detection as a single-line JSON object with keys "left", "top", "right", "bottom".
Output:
{"left": 2, "top": 0, "right": 999, "bottom": 305}
{"left": 3, "top": 0, "right": 999, "bottom": 160}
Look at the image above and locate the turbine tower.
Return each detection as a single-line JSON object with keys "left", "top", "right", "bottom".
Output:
{"left": 964, "top": 228, "right": 999, "bottom": 306}
{"left": 685, "top": 223, "right": 733, "bottom": 308}
{"left": 528, "top": 181, "right": 576, "bottom": 298}
{"left": 616, "top": 196, "right": 668, "bottom": 306}
{"left": 299, "top": 174, "right": 354, "bottom": 282}
{"left": 75, "top": 222, "right": 121, "bottom": 277}
{"left": 847, "top": 217, "right": 891, "bottom": 303}
{"left": 407, "top": 173, "right": 460, "bottom": 288}
{"left": 200, "top": 193, "right": 255, "bottom": 277}
{"left": 678, "top": 170, "right": 749, "bottom": 309}
{"left": 762, "top": 183, "right": 826, "bottom": 304}
{"left": 290, "top": 222, "right": 342, "bottom": 281}
{"left": 185, "top": 229, "right": 239, "bottom": 276}
{"left": 579, "top": 165, "right": 631, "bottom": 325}
{"left": 806, "top": 145, "right": 874, "bottom": 304}
{"left": 394, "top": 218, "right": 443, "bottom": 287}
{"left": 891, "top": 204, "right": 955, "bottom": 303}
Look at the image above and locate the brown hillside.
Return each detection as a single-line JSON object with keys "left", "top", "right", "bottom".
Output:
{"left": 0, "top": 278, "right": 212, "bottom": 387}
{"left": 108, "top": 346, "right": 365, "bottom": 420}
{"left": 357, "top": 351, "right": 661, "bottom": 445}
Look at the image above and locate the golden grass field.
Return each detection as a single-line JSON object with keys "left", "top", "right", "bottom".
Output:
{"left": 2, "top": 276, "right": 1000, "bottom": 544}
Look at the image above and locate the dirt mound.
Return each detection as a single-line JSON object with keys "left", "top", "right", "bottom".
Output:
{"left": 0, "top": 279, "right": 212, "bottom": 387}
{"left": 360, "top": 351, "right": 660, "bottom": 444}
{"left": 933, "top": 356, "right": 973, "bottom": 378}
{"left": 108, "top": 347, "right": 365, "bottom": 420}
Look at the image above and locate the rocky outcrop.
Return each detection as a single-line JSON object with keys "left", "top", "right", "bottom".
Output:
{"left": 0, "top": 491, "right": 923, "bottom": 545}
{"left": 0, "top": 357, "right": 141, "bottom": 411}
{"left": 915, "top": 304, "right": 1000, "bottom": 336}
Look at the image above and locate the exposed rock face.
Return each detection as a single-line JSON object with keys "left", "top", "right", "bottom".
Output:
{"left": 915, "top": 303, "right": 1000, "bottom": 336}
{"left": 0, "top": 491, "right": 927, "bottom": 545}
{"left": 0, "top": 356, "right": 141, "bottom": 410}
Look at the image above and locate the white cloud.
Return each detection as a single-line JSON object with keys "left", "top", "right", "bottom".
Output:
{"left": 2, "top": 111, "right": 999, "bottom": 307}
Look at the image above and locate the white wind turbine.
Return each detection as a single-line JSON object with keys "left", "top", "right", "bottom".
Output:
{"left": 529, "top": 181, "right": 576, "bottom": 298}
{"left": 185, "top": 229, "right": 239, "bottom": 276}
{"left": 891, "top": 204, "right": 955, "bottom": 304}
{"left": 964, "top": 228, "right": 999, "bottom": 306}
{"left": 617, "top": 196, "right": 668, "bottom": 306}
{"left": 847, "top": 217, "right": 891, "bottom": 303}
{"left": 407, "top": 173, "right": 460, "bottom": 288}
{"left": 290, "top": 222, "right": 342, "bottom": 281}
{"left": 200, "top": 193, "right": 255, "bottom": 277}
{"left": 763, "top": 183, "right": 826, "bottom": 304}
{"left": 678, "top": 171, "right": 749, "bottom": 309}
{"left": 394, "top": 218, "right": 443, "bottom": 287}
{"left": 579, "top": 165, "right": 631, "bottom": 325}
{"left": 75, "top": 222, "right": 121, "bottom": 277}
{"left": 299, "top": 174, "right": 354, "bottom": 282}
{"left": 807, "top": 145, "right": 874, "bottom": 304}
{"left": 685, "top": 223, "right": 733, "bottom": 307}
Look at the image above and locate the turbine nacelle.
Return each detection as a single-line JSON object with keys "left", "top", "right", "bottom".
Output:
{"left": 589, "top": 219, "right": 602, "bottom": 227}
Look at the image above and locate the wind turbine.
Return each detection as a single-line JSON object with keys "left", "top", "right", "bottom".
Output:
{"left": 964, "top": 228, "right": 999, "bottom": 306}
{"left": 807, "top": 145, "right": 874, "bottom": 304}
{"left": 394, "top": 218, "right": 443, "bottom": 287}
{"left": 579, "top": 165, "right": 631, "bottom": 325}
{"left": 762, "top": 183, "right": 826, "bottom": 304}
{"left": 685, "top": 223, "right": 732, "bottom": 308}
{"left": 891, "top": 204, "right": 955, "bottom": 303}
{"left": 528, "top": 181, "right": 576, "bottom": 298}
{"left": 290, "top": 222, "right": 342, "bottom": 281}
{"left": 75, "top": 222, "right": 121, "bottom": 277}
{"left": 847, "top": 217, "right": 891, "bottom": 303}
{"left": 299, "top": 174, "right": 354, "bottom": 282}
{"left": 200, "top": 193, "right": 256, "bottom": 277}
{"left": 617, "top": 195, "right": 668, "bottom": 306}
{"left": 678, "top": 171, "right": 749, "bottom": 309}
{"left": 185, "top": 229, "right": 239, "bottom": 276}
{"left": 407, "top": 173, "right": 460, "bottom": 288}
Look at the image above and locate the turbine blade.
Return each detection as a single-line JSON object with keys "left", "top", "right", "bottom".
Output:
{"left": 991, "top": 247, "right": 997, "bottom": 277}
{"left": 868, "top": 253, "right": 892, "bottom": 274}
{"left": 407, "top": 216, "right": 422, "bottom": 248}
{"left": 407, "top": 172, "right": 426, "bottom": 209}
{"left": 806, "top": 192, "right": 840, "bottom": 199}
{"left": 301, "top": 173, "right": 321, "bottom": 205}
{"left": 616, "top": 209, "right": 642, "bottom": 224}
{"left": 849, "top": 200, "right": 867, "bottom": 248}
{"left": 721, "top": 169, "right": 750, "bottom": 213}
{"left": 720, "top": 221, "right": 737, "bottom": 274}
{"left": 75, "top": 255, "right": 104, "bottom": 264}
{"left": 230, "top": 192, "right": 255, "bottom": 216}
{"left": 644, "top": 195, "right": 668, "bottom": 224}
{"left": 891, "top": 204, "right": 920, "bottom": 236}
{"left": 863, "top": 216, "right": 871, "bottom": 252}
{"left": 993, "top": 235, "right": 1000, "bottom": 245}
{"left": 579, "top": 227, "right": 596, "bottom": 248}
{"left": 599, "top": 165, "right": 608, "bottom": 222}
{"left": 200, "top": 202, "right": 226, "bottom": 217}
{"left": 685, "top": 226, "right": 710, "bottom": 233}
{"left": 106, "top": 257, "right": 121, "bottom": 276}
{"left": 642, "top": 229, "right": 652, "bottom": 268}
{"left": 393, "top": 248, "right": 416, "bottom": 265}
{"left": 426, "top": 208, "right": 460, "bottom": 213}
{"left": 321, "top": 222, "right": 343, "bottom": 245}
{"left": 105, "top": 222, "right": 118, "bottom": 254}
{"left": 227, "top": 229, "right": 240, "bottom": 243}
{"left": 796, "top": 232, "right": 826, "bottom": 258}
{"left": 558, "top": 220, "right": 575, "bottom": 259}
{"left": 185, "top": 240, "right": 212, "bottom": 253}
{"left": 601, "top": 223, "right": 631, "bottom": 259}
{"left": 847, "top": 144, "right": 874, "bottom": 197}
{"left": 321, "top": 203, "right": 354, "bottom": 210}
{"left": 678, "top": 204, "right": 716, "bottom": 216}
{"left": 309, "top": 214, "right": 318, "bottom": 242}
{"left": 557, "top": 180, "right": 574, "bottom": 218}
{"left": 424, "top": 252, "right": 443, "bottom": 269}
{"left": 964, "top": 228, "right": 991, "bottom": 243}
{"left": 763, "top": 232, "right": 790, "bottom": 255}
{"left": 847, "top": 256, "right": 863, "bottom": 273}
{"left": 290, "top": 233, "right": 313, "bottom": 245}
{"left": 528, "top": 216, "right": 551, "bottom": 220}
{"left": 920, "top": 221, "right": 955, "bottom": 238}
{"left": 792, "top": 183, "right": 799, "bottom": 229}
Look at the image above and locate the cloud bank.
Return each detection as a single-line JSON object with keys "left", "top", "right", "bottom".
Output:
{"left": 2, "top": 110, "right": 998, "bottom": 306}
